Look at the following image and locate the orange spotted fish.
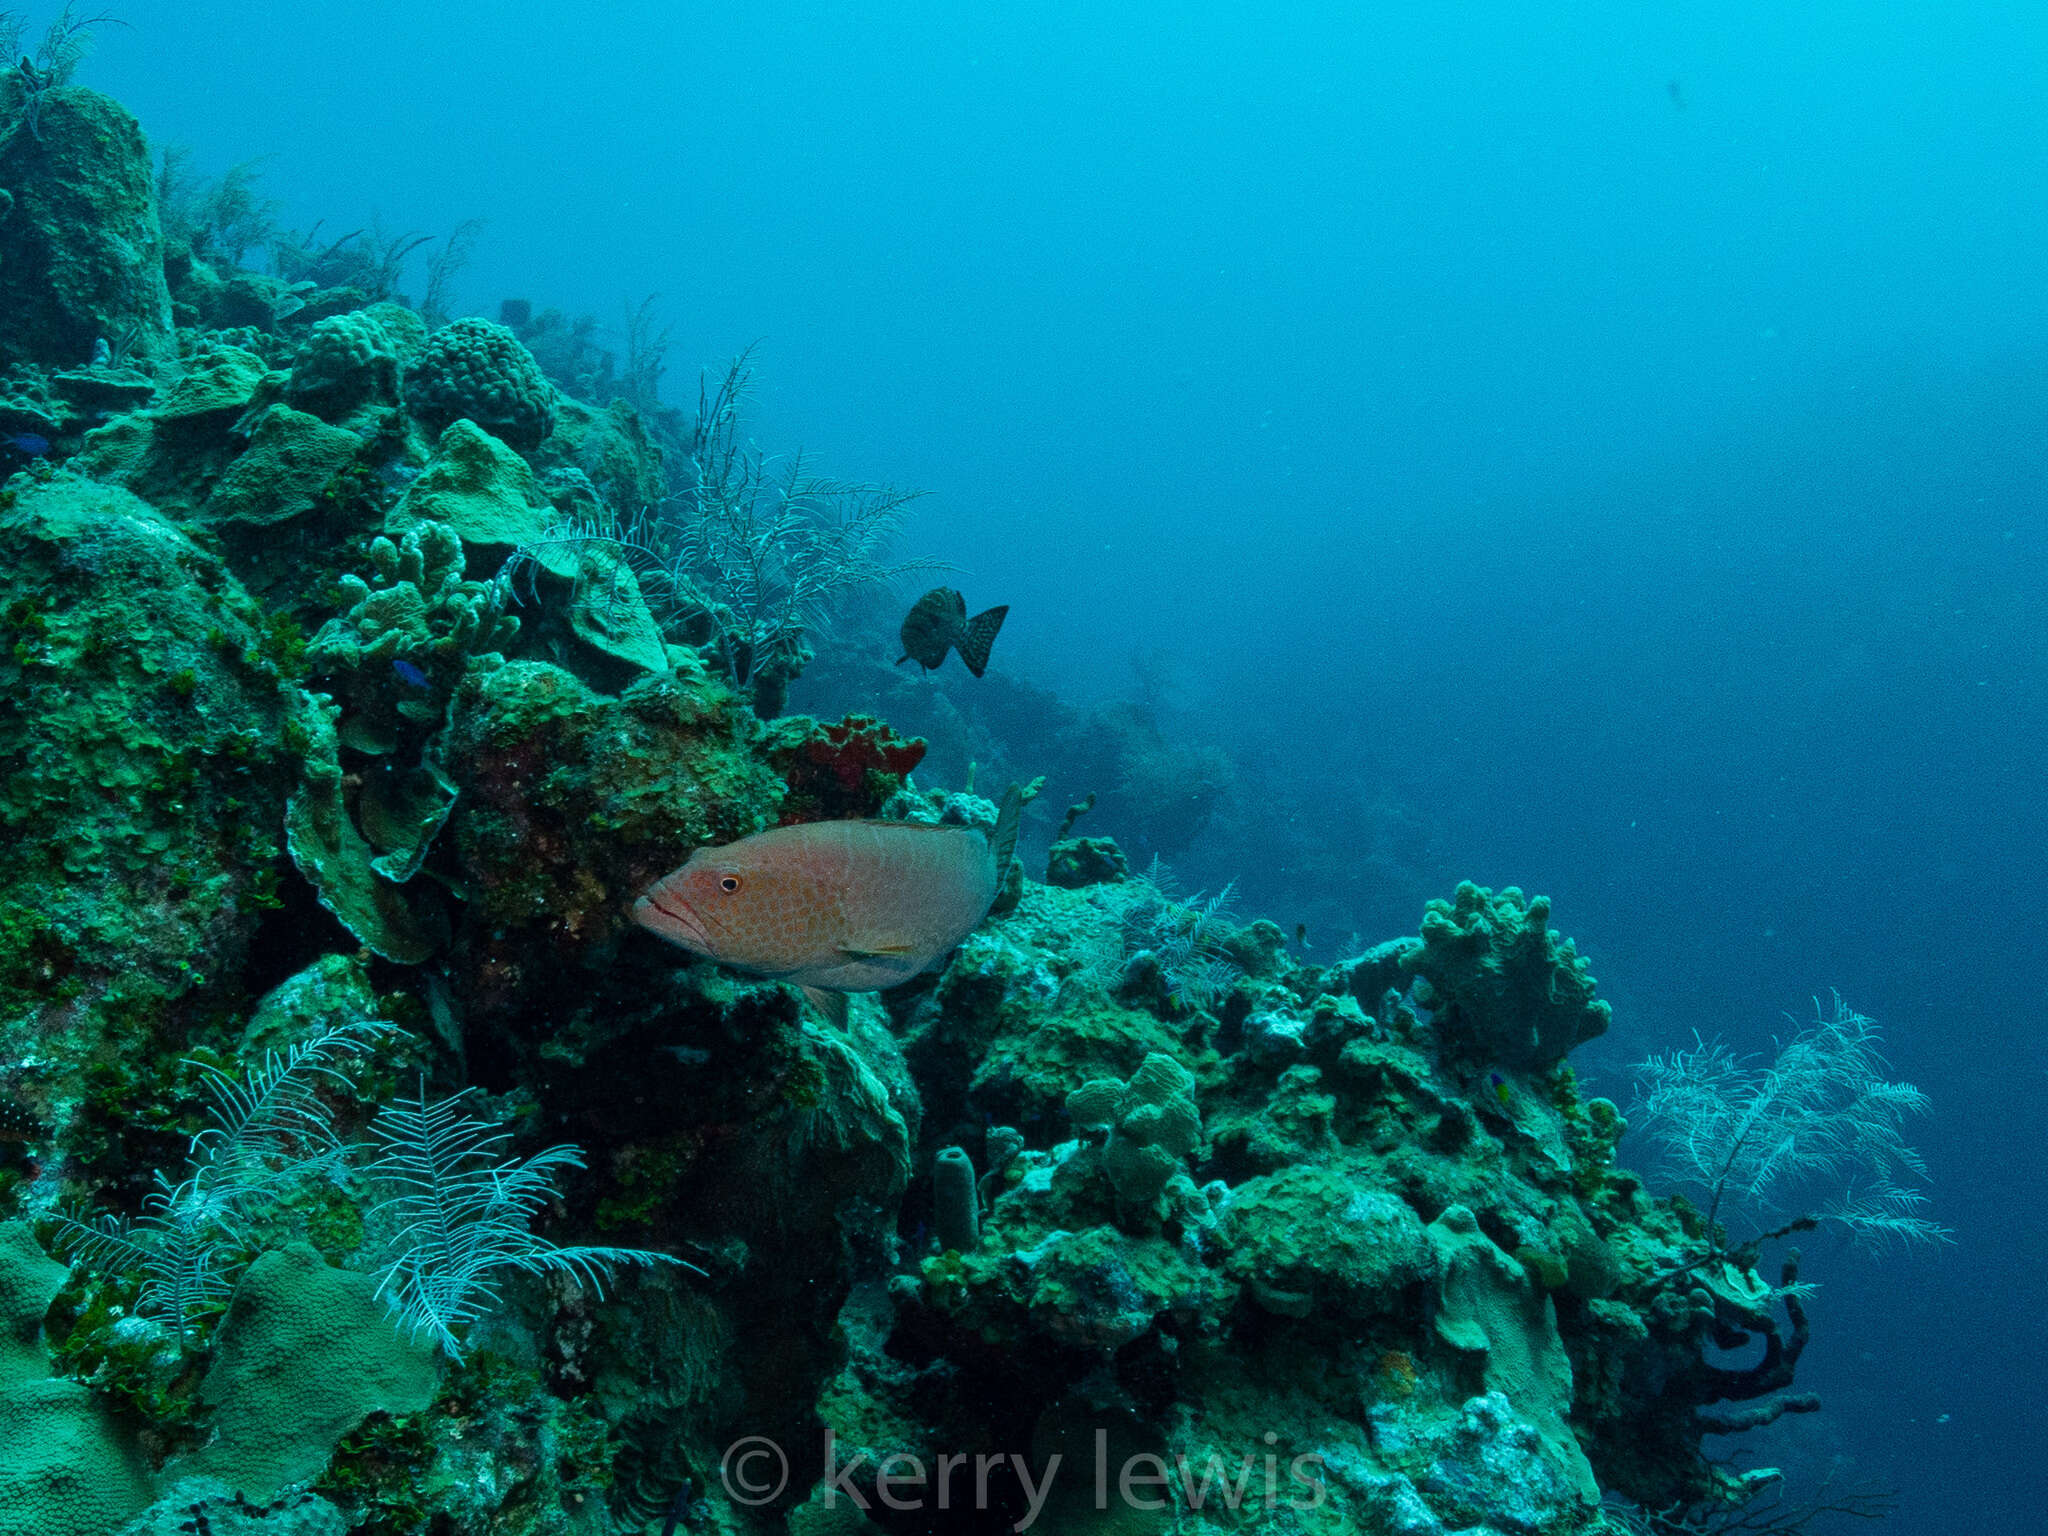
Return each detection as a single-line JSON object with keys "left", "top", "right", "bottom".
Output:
{"left": 634, "top": 786, "right": 1022, "bottom": 1026}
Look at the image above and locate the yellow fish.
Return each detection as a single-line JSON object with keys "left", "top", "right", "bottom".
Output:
{"left": 634, "top": 787, "right": 1022, "bottom": 1026}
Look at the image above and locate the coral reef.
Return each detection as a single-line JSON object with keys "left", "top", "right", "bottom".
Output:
{"left": 0, "top": 73, "right": 1828, "bottom": 1536}
{"left": 392, "top": 417, "right": 555, "bottom": 563}
{"left": 307, "top": 520, "right": 517, "bottom": 750}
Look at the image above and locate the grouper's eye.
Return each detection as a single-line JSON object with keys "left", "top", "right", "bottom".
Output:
{"left": 718, "top": 874, "right": 741, "bottom": 894}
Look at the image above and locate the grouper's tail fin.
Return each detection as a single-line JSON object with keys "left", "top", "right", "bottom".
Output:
{"left": 990, "top": 782, "right": 1024, "bottom": 879}
{"left": 957, "top": 605, "right": 1009, "bottom": 677}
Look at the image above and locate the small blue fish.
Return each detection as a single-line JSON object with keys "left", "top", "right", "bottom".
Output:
{"left": 391, "top": 658, "right": 430, "bottom": 689}
{"left": 1487, "top": 1071, "right": 1514, "bottom": 1108}
{"left": 3, "top": 433, "right": 49, "bottom": 457}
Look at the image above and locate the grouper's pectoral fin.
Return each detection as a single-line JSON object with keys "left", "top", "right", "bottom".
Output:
{"left": 801, "top": 986, "right": 851, "bottom": 1030}
{"left": 840, "top": 943, "right": 915, "bottom": 962}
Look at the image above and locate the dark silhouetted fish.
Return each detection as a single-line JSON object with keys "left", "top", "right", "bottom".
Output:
{"left": 4, "top": 433, "right": 49, "bottom": 457}
{"left": 897, "top": 587, "right": 1007, "bottom": 677}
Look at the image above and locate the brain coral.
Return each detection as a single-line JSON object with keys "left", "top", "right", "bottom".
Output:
{"left": 173, "top": 1242, "right": 439, "bottom": 1500}
{"left": 0, "top": 1224, "right": 153, "bottom": 1536}
{"left": 284, "top": 309, "right": 403, "bottom": 415}
{"left": 402, "top": 317, "right": 557, "bottom": 450}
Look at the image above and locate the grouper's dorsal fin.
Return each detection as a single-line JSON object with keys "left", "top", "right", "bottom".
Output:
{"left": 989, "top": 782, "right": 1023, "bottom": 880}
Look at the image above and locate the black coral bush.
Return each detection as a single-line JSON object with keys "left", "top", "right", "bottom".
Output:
{"left": 48, "top": 1024, "right": 687, "bottom": 1358}
{"left": 1631, "top": 993, "right": 1949, "bottom": 1256}
{"left": 365, "top": 1082, "right": 689, "bottom": 1359}
{"left": 49, "top": 1020, "right": 389, "bottom": 1334}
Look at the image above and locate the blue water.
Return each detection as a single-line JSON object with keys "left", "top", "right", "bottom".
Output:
{"left": 94, "top": 2, "right": 2048, "bottom": 1528}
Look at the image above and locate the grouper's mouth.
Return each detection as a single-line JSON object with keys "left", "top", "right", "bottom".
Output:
{"left": 633, "top": 886, "right": 713, "bottom": 954}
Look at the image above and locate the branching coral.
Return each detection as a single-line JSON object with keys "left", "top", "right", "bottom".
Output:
{"left": 291, "top": 526, "right": 514, "bottom": 956}
{"left": 308, "top": 521, "right": 517, "bottom": 750}
{"left": 155, "top": 148, "right": 279, "bottom": 268}
{"left": 1604, "top": 1468, "right": 1896, "bottom": 1535}
{"left": 272, "top": 221, "right": 433, "bottom": 307}
{"left": 1404, "top": 881, "right": 1610, "bottom": 1070}
{"left": 315, "top": 522, "right": 514, "bottom": 669}
{"left": 418, "top": 218, "right": 484, "bottom": 328}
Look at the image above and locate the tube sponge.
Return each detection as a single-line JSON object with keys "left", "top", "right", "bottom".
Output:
{"left": 934, "top": 1146, "right": 980, "bottom": 1253}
